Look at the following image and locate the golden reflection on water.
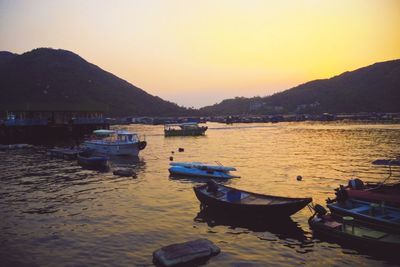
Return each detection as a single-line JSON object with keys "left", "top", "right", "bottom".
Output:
{"left": 0, "top": 122, "right": 399, "bottom": 266}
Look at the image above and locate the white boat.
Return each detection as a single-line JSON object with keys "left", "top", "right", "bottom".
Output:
{"left": 169, "top": 162, "right": 239, "bottom": 179}
{"left": 84, "top": 129, "right": 146, "bottom": 156}
{"left": 170, "top": 162, "right": 237, "bottom": 172}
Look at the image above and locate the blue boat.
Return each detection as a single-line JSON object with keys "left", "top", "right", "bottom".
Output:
{"left": 327, "top": 198, "right": 400, "bottom": 233}
{"left": 169, "top": 162, "right": 239, "bottom": 179}
{"left": 309, "top": 204, "right": 400, "bottom": 256}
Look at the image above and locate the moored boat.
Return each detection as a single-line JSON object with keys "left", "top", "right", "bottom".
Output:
{"left": 77, "top": 150, "right": 109, "bottom": 169}
{"left": 164, "top": 122, "right": 208, "bottom": 137}
{"left": 309, "top": 204, "right": 400, "bottom": 254}
{"left": 336, "top": 180, "right": 400, "bottom": 208}
{"left": 327, "top": 198, "right": 400, "bottom": 233}
{"left": 84, "top": 129, "right": 146, "bottom": 156}
{"left": 193, "top": 181, "right": 312, "bottom": 218}
{"left": 169, "top": 162, "right": 239, "bottom": 179}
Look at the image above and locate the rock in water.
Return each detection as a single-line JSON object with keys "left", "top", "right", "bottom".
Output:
{"left": 153, "top": 238, "right": 220, "bottom": 267}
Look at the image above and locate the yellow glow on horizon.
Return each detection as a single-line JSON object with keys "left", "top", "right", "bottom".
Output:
{"left": 0, "top": 0, "right": 399, "bottom": 107}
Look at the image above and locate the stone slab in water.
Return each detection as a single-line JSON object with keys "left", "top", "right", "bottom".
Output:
{"left": 153, "top": 238, "right": 220, "bottom": 267}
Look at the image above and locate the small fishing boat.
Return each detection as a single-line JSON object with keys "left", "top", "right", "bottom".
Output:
{"left": 327, "top": 198, "right": 400, "bottom": 232}
{"left": 77, "top": 150, "right": 109, "bottom": 169}
{"left": 193, "top": 181, "right": 312, "bottom": 218}
{"left": 169, "top": 162, "right": 239, "bottom": 179}
{"left": 164, "top": 122, "right": 208, "bottom": 137}
{"left": 84, "top": 129, "right": 146, "bottom": 156}
{"left": 335, "top": 179, "right": 400, "bottom": 208}
{"left": 309, "top": 204, "right": 400, "bottom": 254}
{"left": 48, "top": 148, "right": 82, "bottom": 160}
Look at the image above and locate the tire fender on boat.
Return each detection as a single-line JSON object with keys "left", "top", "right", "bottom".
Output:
{"left": 138, "top": 141, "right": 147, "bottom": 150}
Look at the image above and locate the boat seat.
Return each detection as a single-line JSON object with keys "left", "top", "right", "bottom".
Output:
{"left": 239, "top": 196, "right": 274, "bottom": 205}
{"left": 361, "top": 230, "right": 387, "bottom": 239}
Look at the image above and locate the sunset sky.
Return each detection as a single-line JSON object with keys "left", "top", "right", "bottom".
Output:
{"left": 1, "top": 0, "right": 399, "bottom": 107}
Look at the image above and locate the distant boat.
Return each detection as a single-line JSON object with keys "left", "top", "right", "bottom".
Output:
{"left": 327, "top": 198, "right": 400, "bottom": 232}
{"left": 77, "top": 150, "right": 109, "bottom": 169}
{"left": 193, "top": 181, "right": 312, "bottom": 218}
{"left": 372, "top": 159, "right": 400, "bottom": 166}
{"left": 164, "top": 122, "right": 208, "bottom": 137}
{"left": 309, "top": 204, "right": 400, "bottom": 254}
{"left": 169, "top": 162, "right": 239, "bottom": 179}
{"left": 84, "top": 129, "right": 146, "bottom": 156}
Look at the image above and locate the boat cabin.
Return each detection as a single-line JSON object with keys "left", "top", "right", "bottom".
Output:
{"left": 92, "top": 129, "right": 139, "bottom": 143}
{"left": 164, "top": 122, "right": 201, "bottom": 131}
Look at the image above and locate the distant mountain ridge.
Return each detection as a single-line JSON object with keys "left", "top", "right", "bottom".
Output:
{"left": 0, "top": 48, "right": 193, "bottom": 116}
{"left": 200, "top": 59, "right": 400, "bottom": 115}
{"left": 1, "top": 48, "right": 399, "bottom": 117}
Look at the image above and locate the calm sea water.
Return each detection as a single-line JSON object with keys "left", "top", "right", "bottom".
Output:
{"left": 1, "top": 122, "right": 400, "bottom": 267}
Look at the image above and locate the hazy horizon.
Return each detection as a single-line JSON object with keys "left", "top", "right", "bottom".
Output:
{"left": 1, "top": 0, "right": 399, "bottom": 108}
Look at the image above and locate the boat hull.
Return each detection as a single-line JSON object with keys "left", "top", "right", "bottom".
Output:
{"left": 84, "top": 141, "right": 140, "bottom": 156}
{"left": 169, "top": 166, "right": 238, "bottom": 179}
{"left": 164, "top": 127, "right": 207, "bottom": 137}
{"left": 345, "top": 186, "right": 400, "bottom": 208}
{"left": 170, "top": 162, "right": 236, "bottom": 172}
{"left": 194, "top": 184, "right": 311, "bottom": 218}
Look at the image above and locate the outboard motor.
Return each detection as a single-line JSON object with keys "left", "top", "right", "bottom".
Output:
{"left": 348, "top": 178, "right": 364, "bottom": 190}
{"left": 309, "top": 203, "right": 328, "bottom": 223}
{"left": 314, "top": 204, "right": 327, "bottom": 217}
{"left": 206, "top": 180, "right": 218, "bottom": 193}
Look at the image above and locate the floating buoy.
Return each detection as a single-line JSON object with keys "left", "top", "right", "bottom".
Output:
{"left": 170, "top": 156, "right": 174, "bottom": 161}
{"left": 297, "top": 175, "right": 303, "bottom": 181}
{"left": 178, "top": 148, "right": 184, "bottom": 152}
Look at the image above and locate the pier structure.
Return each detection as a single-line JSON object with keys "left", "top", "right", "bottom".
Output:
{"left": 0, "top": 108, "right": 109, "bottom": 144}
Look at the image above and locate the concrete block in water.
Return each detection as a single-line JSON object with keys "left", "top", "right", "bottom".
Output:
{"left": 153, "top": 238, "right": 220, "bottom": 267}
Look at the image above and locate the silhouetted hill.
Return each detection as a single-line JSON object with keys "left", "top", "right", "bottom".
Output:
{"left": 0, "top": 48, "right": 193, "bottom": 116}
{"left": 0, "top": 51, "right": 18, "bottom": 66}
{"left": 201, "top": 60, "right": 400, "bottom": 115}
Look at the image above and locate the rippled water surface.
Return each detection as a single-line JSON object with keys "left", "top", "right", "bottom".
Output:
{"left": 1, "top": 122, "right": 400, "bottom": 266}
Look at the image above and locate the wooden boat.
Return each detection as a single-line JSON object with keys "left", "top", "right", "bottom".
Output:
{"left": 77, "top": 150, "right": 109, "bottom": 169}
{"left": 327, "top": 198, "right": 400, "bottom": 232}
{"left": 193, "top": 181, "right": 312, "bottom": 218}
{"left": 169, "top": 162, "right": 239, "bottom": 179}
{"left": 164, "top": 123, "right": 208, "bottom": 137}
{"left": 309, "top": 204, "right": 400, "bottom": 254}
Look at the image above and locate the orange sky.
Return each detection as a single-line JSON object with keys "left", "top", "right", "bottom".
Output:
{"left": 0, "top": 0, "right": 399, "bottom": 107}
